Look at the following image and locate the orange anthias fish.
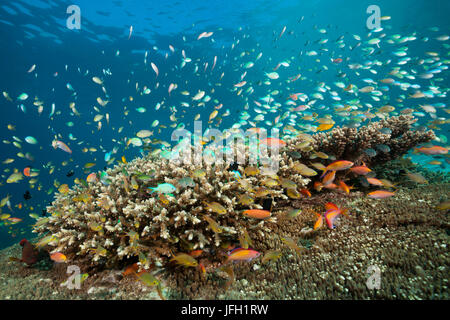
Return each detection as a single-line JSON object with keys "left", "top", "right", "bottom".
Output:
{"left": 86, "top": 173, "right": 97, "bottom": 183}
{"left": 313, "top": 212, "right": 323, "bottom": 230}
{"left": 367, "top": 190, "right": 396, "bottom": 199}
{"left": 324, "top": 203, "right": 349, "bottom": 229}
{"left": 189, "top": 250, "right": 203, "bottom": 258}
{"left": 50, "top": 252, "right": 67, "bottom": 263}
{"left": 338, "top": 181, "right": 351, "bottom": 194}
{"left": 415, "top": 146, "right": 448, "bottom": 155}
{"left": 314, "top": 181, "right": 324, "bottom": 192}
{"left": 122, "top": 263, "right": 139, "bottom": 276}
{"left": 227, "top": 248, "right": 261, "bottom": 262}
{"left": 242, "top": 209, "right": 271, "bottom": 219}
{"left": 366, "top": 177, "right": 384, "bottom": 186}
{"left": 322, "top": 170, "right": 336, "bottom": 185}
{"left": 321, "top": 160, "right": 354, "bottom": 178}
{"left": 300, "top": 188, "right": 311, "bottom": 197}
{"left": 350, "top": 163, "right": 372, "bottom": 175}
{"left": 198, "top": 263, "right": 206, "bottom": 276}
{"left": 323, "top": 183, "right": 338, "bottom": 190}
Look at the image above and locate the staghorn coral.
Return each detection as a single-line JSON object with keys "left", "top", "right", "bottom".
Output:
{"left": 33, "top": 140, "right": 310, "bottom": 271}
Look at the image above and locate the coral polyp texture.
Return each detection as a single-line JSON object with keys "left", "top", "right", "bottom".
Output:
{"left": 34, "top": 115, "right": 436, "bottom": 275}
{"left": 299, "top": 115, "right": 436, "bottom": 166}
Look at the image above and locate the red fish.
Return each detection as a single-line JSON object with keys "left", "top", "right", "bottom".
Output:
{"left": 300, "top": 188, "right": 311, "bottom": 197}
{"left": 189, "top": 250, "right": 203, "bottom": 258}
{"left": 23, "top": 167, "right": 31, "bottom": 177}
{"left": 9, "top": 239, "right": 39, "bottom": 266}
{"left": 122, "top": 263, "right": 139, "bottom": 276}
{"left": 332, "top": 58, "right": 343, "bottom": 63}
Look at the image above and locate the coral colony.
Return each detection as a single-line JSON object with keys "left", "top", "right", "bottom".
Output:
{"left": 29, "top": 116, "right": 440, "bottom": 297}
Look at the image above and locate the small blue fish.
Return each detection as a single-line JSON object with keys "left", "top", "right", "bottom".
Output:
{"left": 364, "top": 148, "right": 377, "bottom": 157}
{"left": 376, "top": 144, "right": 390, "bottom": 153}
{"left": 177, "top": 177, "right": 195, "bottom": 188}
{"left": 149, "top": 183, "right": 177, "bottom": 194}
{"left": 100, "top": 172, "right": 111, "bottom": 185}
{"left": 231, "top": 170, "right": 242, "bottom": 179}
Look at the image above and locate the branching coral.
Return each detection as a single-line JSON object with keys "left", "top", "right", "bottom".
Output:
{"left": 291, "top": 115, "right": 436, "bottom": 166}
{"left": 33, "top": 115, "right": 437, "bottom": 274}
{"left": 34, "top": 141, "right": 310, "bottom": 270}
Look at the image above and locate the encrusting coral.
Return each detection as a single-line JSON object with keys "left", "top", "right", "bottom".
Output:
{"left": 33, "top": 115, "right": 438, "bottom": 279}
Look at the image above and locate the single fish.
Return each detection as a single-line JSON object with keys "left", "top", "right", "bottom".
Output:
{"left": 367, "top": 190, "right": 396, "bottom": 199}
{"left": 227, "top": 248, "right": 261, "bottom": 262}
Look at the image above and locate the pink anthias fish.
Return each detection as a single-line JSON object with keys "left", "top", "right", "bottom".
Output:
{"left": 226, "top": 248, "right": 261, "bottom": 262}
{"left": 52, "top": 140, "right": 72, "bottom": 154}
{"left": 324, "top": 202, "right": 349, "bottom": 229}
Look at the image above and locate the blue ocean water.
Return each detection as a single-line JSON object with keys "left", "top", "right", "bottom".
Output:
{"left": 0, "top": 0, "right": 449, "bottom": 250}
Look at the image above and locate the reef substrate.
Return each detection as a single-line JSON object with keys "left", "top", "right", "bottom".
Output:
{"left": 0, "top": 182, "right": 448, "bottom": 300}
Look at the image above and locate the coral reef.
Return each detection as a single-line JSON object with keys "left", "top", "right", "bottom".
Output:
{"left": 31, "top": 115, "right": 440, "bottom": 291}
{"left": 34, "top": 138, "right": 310, "bottom": 271}
{"left": 2, "top": 183, "right": 448, "bottom": 299}
{"left": 291, "top": 115, "right": 436, "bottom": 167}
{"left": 373, "top": 158, "right": 450, "bottom": 187}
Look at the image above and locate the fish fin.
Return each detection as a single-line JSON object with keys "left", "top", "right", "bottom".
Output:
{"left": 325, "top": 202, "right": 339, "bottom": 211}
